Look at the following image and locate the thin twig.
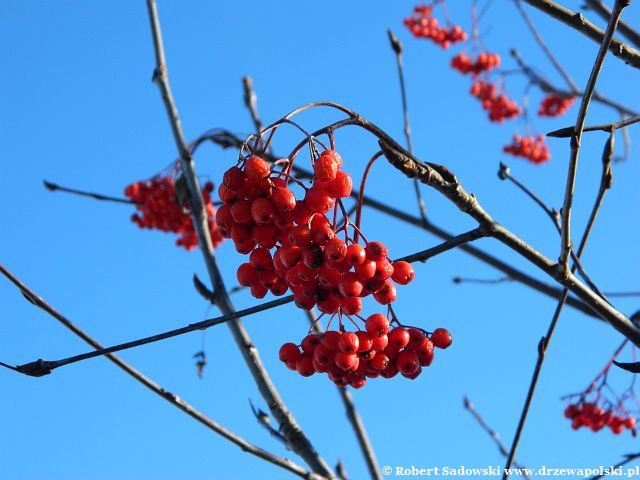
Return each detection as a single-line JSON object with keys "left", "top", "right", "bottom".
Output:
{"left": 144, "top": 2, "right": 335, "bottom": 476}
{"left": 463, "top": 396, "right": 531, "bottom": 480}
{"left": 502, "top": 130, "right": 615, "bottom": 478}
{"left": 514, "top": 0, "right": 579, "bottom": 93}
{"left": 12, "top": 232, "right": 484, "bottom": 374}
{"left": 583, "top": 0, "right": 640, "bottom": 48}
{"left": 453, "top": 276, "right": 514, "bottom": 285}
{"left": 498, "top": 163, "right": 608, "bottom": 301}
{"left": 387, "top": 28, "right": 428, "bottom": 226}
{"left": 242, "top": 76, "right": 264, "bottom": 134}
{"left": 43, "top": 180, "right": 137, "bottom": 205}
{"left": 548, "top": 114, "right": 640, "bottom": 137}
{"left": 558, "top": 0, "right": 628, "bottom": 275}
{"left": 0, "top": 263, "right": 321, "bottom": 480}
{"left": 521, "top": 0, "right": 640, "bottom": 68}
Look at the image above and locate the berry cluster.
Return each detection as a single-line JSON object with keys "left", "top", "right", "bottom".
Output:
{"left": 279, "top": 317, "right": 452, "bottom": 388}
{"left": 564, "top": 402, "right": 636, "bottom": 435}
{"left": 502, "top": 134, "right": 551, "bottom": 165}
{"left": 451, "top": 51, "right": 500, "bottom": 77}
{"left": 125, "top": 176, "right": 223, "bottom": 250}
{"left": 403, "top": 5, "right": 467, "bottom": 49}
{"left": 470, "top": 81, "right": 521, "bottom": 123}
{"left": 538, "top": 94, "right": 576, "bottom": 118}
{"left": 218, "top": 151, "right": 411, "bottom": 309}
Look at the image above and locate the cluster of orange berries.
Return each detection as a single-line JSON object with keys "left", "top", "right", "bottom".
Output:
{"left": 564, "top": 402, "right": 636, "bottom": 435}
{"left": 451, "top": 51, "right": 500, "bottom": 77}
{"left": 502, "top": 134, "right": 551, "bottom": 164}
{"left": 470, "top": 81, "right": 521, "bottom": 123}
{"left": 279, "top": 316, "right": 452, "bottom": 388}
{"left": 538, "top": 94, "right": 577, "bottom": 117}
{"left": 124, "top": 176, "right": 223, "bottom": 250}
{"left": 403, "top": 5, "right": 467, "bottom": 49}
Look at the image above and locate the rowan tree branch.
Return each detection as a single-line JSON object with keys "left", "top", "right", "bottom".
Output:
{"left": 521, "top": 0, "right": 640, "bottom": 68}
{"left": 583, "top": 0, "right": 640, "bottom": 48}
{"left": 144, "top": 2, "right": 335, "bottom": 476}
{"left": 0, "top": 263, "right": 322, "bottom": 480}
{"left": 502, "top": 130, "right": 615, "bottom": 478}
{"left": 548, "top": 114, "right": 640, "bottom": 137}
{"left": 11, "top": 230, "right": 485, "bottom": 375}
{"left": 558, "top": 0, "right": 629, "bottom": 274}
{"left": 43, "top": 180, "right": 137, "bottom": 205}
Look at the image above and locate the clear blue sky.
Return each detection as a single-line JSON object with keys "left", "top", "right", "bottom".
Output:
{"left": 1, "top": 1, "right": 639, "bottom": 479}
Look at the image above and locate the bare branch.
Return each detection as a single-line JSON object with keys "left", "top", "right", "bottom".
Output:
{"left": 503, "top": 130, "right": 616, "bottom": 478}
{"left": 548, "top": 114, "right": 640, "bottom": 137}
{"left": 44, "top": 180, "right": 137, "bottom": 205}
{"left": 144, "top": 2, "right": 335, "bottom": 476}
{"left": 558, "top": 0, "right": 629, "bottom": 274}
{"left": 387, "top": 28, "right": 428, "bottom": 226}
{"left": 521, "top": 0, "right": 640, "bottom": 68}
{"left": 583, "top": 0, "right": 640, "bottom": 48}
{"left": 0, "top": 263, "right": 322, "bottom": 480}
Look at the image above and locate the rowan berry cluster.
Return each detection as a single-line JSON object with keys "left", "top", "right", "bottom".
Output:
{"left": 125, "top": 176, "right": 223, "bottom": 250}
{"left": 403, "top": 5, "right": 467, "bottom": 49}
{"left": 470, "top": 81, "right": 521, "bottom": 123}
{"left": 564, "top": 402, "right": 636, "bottom": 435}
{"left": 218, "top": 150, "right": 412, "bottom": 309}
{"left": 279, "top": 316, "right": 452, "bottom": 388}
{"left": 502, "top": 134, "right": 551, "bottom": 164}
{"left": 451, "top": 51, "right": 500, "bottom": 77}
{"left": 538, "top": 94, "right": 576, "bottom": 118}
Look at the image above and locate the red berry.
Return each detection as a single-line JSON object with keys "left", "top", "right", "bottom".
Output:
{"left": 335, "top": 351, "right": 358, "bottom": 370}
{"left": 327, "top": 171, "right": 353, "bottom": 198}
{"left": 301, "top": 334, "right": 322, "bottom": 353}
{"left": 365, "top": 313, "right": 390, "bottom": 337}
{"left": 279, "top": 342, "right": 301, "bottom": 363}
{"left": 305, "top": 187, "right": 334, "bottom": 214}
{"left": 338, "top": 332, "right": 360, "bottom": 353}
{"left": 365, "top": 241, "right": 388, "bottom": 261}
{"left": 431, "top": 328, "right": 452, "bottom": 349}
{"left": 237, "top": 263, "right": 259, "bottom": 286}
{"left": 388, "top": 327, "right": 410, "bottom": 349}
{"left": 244, "top": 156, "right": 270, "bottom": 183}
{"left": 391, "top": 261, "right": 414, "bottom": 285}
{"left": 296, "top": 354, "right": 315, "bottom": 377}
{"left": 338, "top": 272, "right": 363, "bottom": 298}
{"left": 271, "top": 187, "right": 297, "bottom": 213}
{"left": 314, "top": 154, "right": 339, "bottom": 182}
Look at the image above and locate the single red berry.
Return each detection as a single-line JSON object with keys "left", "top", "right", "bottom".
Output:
{"left": 250, "top": 283, "right": 268, "bottom": 299}
{"left": 388, "top": 327, "right": 410, "bottom": 349}
{"left": 237, "top": 263, "right": 259, "bottom": 286}
{"left": 314, "top": 154, "right": 339, "bottom": 182}
{"left": 365, "top": 314, "right": 390, "bottom": 337}
{"left": 279, "top": 342, "right": 301, "bottom": 363}
{"left": 373, "top": 280, "right": 397, "bottom": 304}
{"left": 230, "top": 199, "right": 253, "bottom": 224}
{"left": 370, "top": 352, "right": 390, "bottom": 371}
{"left": 305, "top": 187, "right": 334, "bottom": 214}
{"left": 296, "top": 354, "right": 315, "bottom": 377}
{"left": 431, "top": 328, "right": 452, "bottom": 349}
{"left": 355, "top": 331, "right": 373, "bottom": 352}
{"left": 365, "top": 241, "right": 388, "bottom": 261}
{"left": 292, "top": 201, "right": 313, "bottom": 225}
{"left": 313, "top": 344, "right": 335, "bottom": 366}
{"left": 341, "top": 296, "right": 362, "bottom": 315}
{"left": 391, "top": 261, "right": 414, "bottom": 285}
{"left": 338, "top": 332, "right": 360, "bottom": 353}
{"left": 327, "top": 171, "right": 353, "bottom": 198}
{"left": 302, "top": 243, "right": 324, "bottom": 269}
{"left": 335, "top": 351, "right": 358, "bottom": 370}
{"left": 301, "top": 334, "right": 322, "bottom": 353}
{"left": 345, "top": 244, "right": 366, "bottom": 266}
{"left": 407, "top": 328, "right": 426, "bottom": 350}
{"left": 371, "top": 334, "right": 389, "bottom": 351}
{"left": 244, "top": 156, "right": 270, "bottom": 183}
{"left": 325, "top": 238, "right": 348, "bottom": 262}
{"left": 222, "top": 166, "right": 247, "bottom": 191}
{"left": 374, "top": 259, "right": 394, "bottom": 280}
{"left": 251, "top": 197, "right": 275, "bottom": 225}
{"left": 323, "top": 330, "right": 342, "bottom": 350}
{"left": 396, "top": 350, "right": 420, "bottom": 375}
{"left": 355, "top": 260, "right": 377, "bottom": 280}
{"left": 338, "top": 272, "right": 363, "bottom": 298}
{"left": 311, "top": 224, "right": 335, "bottom": 246}
{"left": 271, "top": 187, "right": 297, "bottom": 213}
{"left": 249, "top": 246, "right": 273, "bottom": 272}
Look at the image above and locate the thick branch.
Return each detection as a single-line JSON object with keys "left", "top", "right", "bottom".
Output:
{"left": 144, "top": 2, "right": 334, "bottom": 476}
{"left": 521, "top": 0, "right": 640, "bottom": 68}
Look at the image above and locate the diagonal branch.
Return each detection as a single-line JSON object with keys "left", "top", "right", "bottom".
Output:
{"left": 144, "top": 2, "right": 335, "bottom": 476}
{"left": 548, "top": 114, "right": 640, "bottom": 137}
{"left": 583, "top": 0, "right": 640, "bottom": 48}
{"left": 0, "top": 263, "right": 322, "bottom": 480}
{"left": 558, "top": 0, "right": 629, "bottom": 274}
{"left": 521, "top": 0, "right": 640, "bottom": 68}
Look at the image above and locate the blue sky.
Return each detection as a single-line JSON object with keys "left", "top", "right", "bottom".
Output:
{"left": 1, "top": 1, "right": 639, "bottom": 479}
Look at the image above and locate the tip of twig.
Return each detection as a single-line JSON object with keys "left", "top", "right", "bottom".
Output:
{"left": 498, "top": 162, "right": 509, "bottom": 180}
{"left": 463, "top": 395, "right": 472, "bottom": 409}
{"left": 43, "top": 180, "right": 56, "bottom": 191}
{"left": 387, "top": 29, "right": 403, "bottom": 54}
{"left": 546, "top": 127, "right": 574, "bottom": 138}
{"left": 452, "top": 277, "right": 462, "bottom": 284}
